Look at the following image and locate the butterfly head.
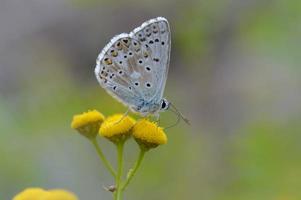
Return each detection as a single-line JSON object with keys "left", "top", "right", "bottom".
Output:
{"left": 131, "top": 98, "right": 169, "bottom": 115}
{"left": 160, "top": 98, "right": 170, "bottom": 111}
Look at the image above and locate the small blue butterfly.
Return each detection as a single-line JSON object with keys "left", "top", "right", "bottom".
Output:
{"left": 95, "top": 17, "right": 189, "bottom": 124}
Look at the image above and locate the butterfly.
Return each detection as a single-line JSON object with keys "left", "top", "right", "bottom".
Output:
{"left": 95, "top": 17, "right": 189, "bottom": 123}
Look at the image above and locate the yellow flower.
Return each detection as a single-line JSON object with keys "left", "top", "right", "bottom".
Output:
{"left": 13, "top": 188, "right": 48, "bottom": 200}
{"left": 45, "top": 189, "right": 78, "bottom": 200}
{"left": 132, "top": 119, "right": 167, "bottom": 150}
{"left": 12, "top": 188, "right": 78, "bottom": 200}
{"left": 71, "top": 110, "right": 105, "bottom": 139}
{"left": 99, "top": 114, "right": 135, "bottom": 143}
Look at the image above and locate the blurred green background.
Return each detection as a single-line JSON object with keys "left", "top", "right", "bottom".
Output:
{"left": 1, "top": 0, "right": 300, "bottom": 199}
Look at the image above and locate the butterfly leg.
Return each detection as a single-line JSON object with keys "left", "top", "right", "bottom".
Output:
{"left": 114, "top": 108, "right": 130, "bottom": 125}
{"left": 153, "top": 113, "right": 160, "bottom": 125}
{"left": 157, "top": 116, "right": 161, "bottom": 126}
{"left": 144, "top": 113, "right": 158, "bottom": 122}
{"left": 144, "top": 113, "right": 161, "bottom": 126}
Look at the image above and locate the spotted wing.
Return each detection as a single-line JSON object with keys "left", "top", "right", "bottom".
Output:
{"left": 95, "top": 33, "right": 153, "bottom": 107}
{"left": 129, "top": 17, "right": 171, "bottom": 102}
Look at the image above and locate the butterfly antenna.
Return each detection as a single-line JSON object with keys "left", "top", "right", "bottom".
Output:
{"left": 165, "top": 108, "right": 181, "bottom": 129}
{"left": 169, "top": 102, "right": 190, "bottom": 125}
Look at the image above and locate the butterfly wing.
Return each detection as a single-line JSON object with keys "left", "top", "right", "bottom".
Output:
{"left": 129, "top": 17, "right": 171, "bottom": 103}
{"left": 95, "top": 33, "right": 141, "bottom": 107}
{"left": 95, "top": 17, "right": 170, "bottom": 112}
{"left": 95, "top": 32, "right": 159, "bottom": 108}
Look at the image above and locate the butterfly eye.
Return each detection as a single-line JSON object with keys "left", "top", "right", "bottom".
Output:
{"left": 161, "top": 99, "right": 169, "bottom": 110}
{"left": 138, "top": 60, "right": 143, "bottom": 64}
{"left": 145, "top": 66, "right": 151, "bottom": 71}
{"left": 161, "top": 101, "right": 166, "bottom": 109}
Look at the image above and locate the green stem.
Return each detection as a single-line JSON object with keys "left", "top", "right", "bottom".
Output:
{"left": 91, "top": 138, "right": 116, "bottom": 178}
{"left": 121, "top": 149, "right": 145, "bottom": 191}
{"left": 114, "top": 141, "right": 125, "bottom": 200}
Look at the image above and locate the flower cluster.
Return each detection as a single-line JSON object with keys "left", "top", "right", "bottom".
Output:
{"left": 13, "top": 110, "right": 169, "bottom": 200}
{"left": 70, "top": 109, "right": 168, "bottom": 200}
{"left": 13, "top": 188, "right": 78, "bottom": 200}
{"left": 71, "top": 110, "right": 167, "bottom": 150}
{"left": 13, "top": 110, "right": 168, "bottom": 200}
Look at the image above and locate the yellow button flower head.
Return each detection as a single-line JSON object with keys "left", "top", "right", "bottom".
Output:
{"left": 45, "top": 189, "right": 78, "bottom": 200}
{"left": 13, "top": 188, "right": 78, "bottom": 200}
{"left": 100, "top": 114, "right": 135, "bottom": 143}
{"left": 71, "top": 110, "right": 105, "bottom": 139}
{"left": 132, "top": 119, "right": 167, "bottom": 150}
{"left": 13, "top": 188, "right": 48, "bottom": 200}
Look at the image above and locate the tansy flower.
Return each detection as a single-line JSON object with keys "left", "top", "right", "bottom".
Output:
{"left": 71, "top": 110, "right": 105, "bottom": 139}
{"left": 99, "top": 114, "right": 135, "bottom": 143}
{"left": 12, "top": 188, "right": 78, "bottom": 200}
{"left": 13, "top": 188, "right": 48, "bottom": 200}
{"left": 132, "top": 119, "right": 167, "bottom": 150}
{"left": 44, "top": 189, "right": 78, "bottom": 200}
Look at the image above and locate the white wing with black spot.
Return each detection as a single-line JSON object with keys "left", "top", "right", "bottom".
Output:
{"left": 95, "top": 17, "right": 171, "bottom": 111}
{"left": 130, "top": 17, "right": 171, "bottom": 103}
